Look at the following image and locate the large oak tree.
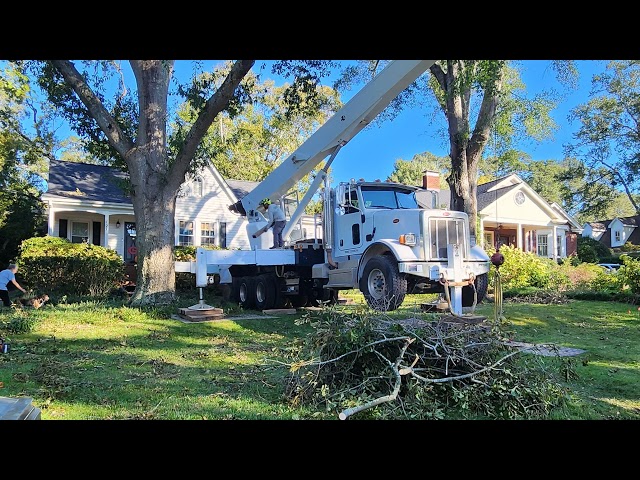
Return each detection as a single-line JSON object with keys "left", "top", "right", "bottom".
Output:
{"left": 23, "top": 60, "right": 335, "bottom": 306}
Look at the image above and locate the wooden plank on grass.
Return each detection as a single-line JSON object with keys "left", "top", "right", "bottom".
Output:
{"left": 262, "top": 308, "right": 297, "bottom": 315}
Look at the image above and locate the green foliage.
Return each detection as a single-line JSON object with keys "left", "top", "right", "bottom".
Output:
{"left": 386, "top": 151, "right": 450, "bottom": 187}
{"left": 486, "top": 245, "right": 569, "bottom": 290}
{"left": 564, "top": 60, "right": 640, "bottom": 217}
{"left": 617, "top": 254, "right": 640, "bottom": 295}
{"left": 0, "top": 62, "right": 50, "bottom": 266}
{"left": 173, "top": 244, "right": 222, "bottom": 262}
{"left": 17, "top": 236, "right": 125, "bottom": 297}
{"left": 1, "top": 310, "right": 37, "bottom": 334}
{"left": 620, "top": 241, "right": 640, "bottom": 252}
{"left": 577, "top": 236, "right": 612, "bottom": 263}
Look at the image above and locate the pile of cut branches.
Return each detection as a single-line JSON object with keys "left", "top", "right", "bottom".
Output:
{"left": 281, "top": 308, "right": 567, "bottom": 420}
{"left": 507, "top": 290, "right": 570, "bottom": 304}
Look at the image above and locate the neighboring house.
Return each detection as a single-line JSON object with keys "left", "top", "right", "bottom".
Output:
{"left": 582, "top": 215, "right": 640, "bottom": 249}
{"left": 41, "top": 160, "right": 321, "bottom": 265}
{"left": 419, "top": 172, "right": 583, "bottom": 260}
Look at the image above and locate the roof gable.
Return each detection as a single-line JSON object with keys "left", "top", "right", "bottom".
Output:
{"left": 478, "top": 174, "right": 562, "bottom": 221}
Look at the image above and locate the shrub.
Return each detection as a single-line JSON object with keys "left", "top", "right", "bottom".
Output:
{"left": 174, "top": 244, "right": 222, "bottom": 262}
{"left": 487, "top": 245, "right": 569, "bottom": 290}
{"left": 17, "top": 236, "right": 125, "bottom": 297}
{"left": 577, "top": 237, "right": 612, "bottom": 263}
{"left": 620, "top": 242, "right": 640, "bottom": 252}
{"left": 617, "top": 254, "right": 640, "bottom": 295}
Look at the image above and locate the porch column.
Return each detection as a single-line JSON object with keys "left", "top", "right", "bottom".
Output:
{"left": 517, "top": 222, "right": 522, "bottom": 250}
{"left": 104, "top": 213, "right": 110, "bottom": 248}
{"left": 479, "top": 217, "right": 485, "bottom": 248}
{"left": 552, "top": 225, "right": 557, "bottom": 260}
{"left": 47, "top": 202, "right": 55, "bottom": 236}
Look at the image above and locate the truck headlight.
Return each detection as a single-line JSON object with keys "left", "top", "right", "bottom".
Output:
{"left": 399, "top": 233, "right": 417, "bottom": 246}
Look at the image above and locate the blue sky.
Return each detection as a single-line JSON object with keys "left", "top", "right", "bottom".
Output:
{"left": 170, "top": 60, "right": 611, "bottom": 184}
{"left": 312, "top": 60, "right": 609, "bottom": 183}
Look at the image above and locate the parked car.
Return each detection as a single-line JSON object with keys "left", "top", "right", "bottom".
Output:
{"left": 597, "top": 263, "right": 621, "bottom": 273}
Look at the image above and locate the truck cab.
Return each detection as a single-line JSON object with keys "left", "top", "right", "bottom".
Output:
{"left": 324, "top": 180, "right": 491, "bottom": 310}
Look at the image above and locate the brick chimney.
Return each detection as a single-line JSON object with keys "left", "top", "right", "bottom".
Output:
{"left": 422, "top": 170, "right": 440, "bottom": 190}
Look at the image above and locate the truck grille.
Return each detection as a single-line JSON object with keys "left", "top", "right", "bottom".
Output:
{"left": 428, "top": 217, "right": 467, "bottom": 260}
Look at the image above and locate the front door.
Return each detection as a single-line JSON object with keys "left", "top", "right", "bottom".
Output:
{"left": 124, "top": 222, "right": 137, "bottom": 264}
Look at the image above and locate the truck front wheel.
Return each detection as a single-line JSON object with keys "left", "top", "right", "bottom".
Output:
{"left": 359, "top": 255, "right": 407, "bottom": 311}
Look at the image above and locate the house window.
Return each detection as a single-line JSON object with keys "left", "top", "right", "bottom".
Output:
{"left": 201, "top": 222, "right": 215, "bottom": 245}
{"left": 71, "top": 222, "right": 89, "bottom": 243}
{"left": 484, "top": 231, "right": 494, "bottom": 249}
{"left": 178, "top": 220, "right": 194, "bottom": 246}
{"left": 615, "top": 230, "right": 621, "bottom": 243}
{"left": 556, "top": 235, "right": 562, "bottom": 257}
{"left": 193, "top": 178, "right": 203, "bottom": 197}
{"left": 537, "top": 234, "right": 548, "bottom": 257}
{"left": 219, "top": 222, "right": 227, "bottom": 248}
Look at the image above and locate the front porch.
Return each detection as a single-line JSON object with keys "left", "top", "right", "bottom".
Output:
{"left": 480, "top": 220, "right": 577, "bottom": 260}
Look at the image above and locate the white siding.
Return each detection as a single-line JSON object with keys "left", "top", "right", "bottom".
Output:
{"left": 175, "top": 169, "right": 250, "bottom": 249}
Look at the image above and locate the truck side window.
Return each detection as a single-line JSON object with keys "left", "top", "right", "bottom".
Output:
{"left": 344, "top": 190, "right": 359, "bottom": 214}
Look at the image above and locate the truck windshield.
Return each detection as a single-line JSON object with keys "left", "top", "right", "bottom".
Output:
{"left": 361, "top": 187, "right": 419, "bottom": 209}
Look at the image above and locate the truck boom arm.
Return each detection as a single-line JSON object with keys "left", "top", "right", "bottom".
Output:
{"left": 229, "top": 60, "right": 435, "bottom": 219}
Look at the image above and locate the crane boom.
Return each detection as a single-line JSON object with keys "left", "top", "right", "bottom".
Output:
{"left": 229, "top": 60, "right": 435, "bottom": 218}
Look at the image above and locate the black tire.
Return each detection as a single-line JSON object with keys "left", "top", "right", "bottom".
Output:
{"left": 359, "top": 255, "right": 407, "bottom": 311}
{"left": 239, "top": 276, "right": 256, "bottom": 309}
{"left": 462, "top": 272, "right": 488, "bottom": 307}
{"left": 254, "top": 274, "right": 277, "bottom": 310}
{"left": 229, "top": 277, "right": 241, "bottom": 304}
{"left": 272, "top": 276, "right": 287, "bottom": 309}
{"left": 290, "top": 294, "right": 309, "bottom": 308}
{"left": 309, "top": 288, "right": 338, "bottom": 307}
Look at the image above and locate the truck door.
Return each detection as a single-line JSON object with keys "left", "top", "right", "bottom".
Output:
{"left": 334, "top": 185, "right": 363, "bottom": 255}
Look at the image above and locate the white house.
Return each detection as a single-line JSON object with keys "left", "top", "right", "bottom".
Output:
{"left": 41, "top": 160, "right": 321, "bottom": 266}
{"left": 582, "top": 215, "right": 640, "bottom": 249}
{"left": 419, "top": 172, "right": 583, "bottom": 260}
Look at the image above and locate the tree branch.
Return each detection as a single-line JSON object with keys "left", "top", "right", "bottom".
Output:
{"left": 338, "top": 338, "right": 413, "bottom": 420}
{"left": 50, "top": 60, "right": 134, "bottom": 157}
{"left": 169, "top": 60, "right": 255, "bottom": 188}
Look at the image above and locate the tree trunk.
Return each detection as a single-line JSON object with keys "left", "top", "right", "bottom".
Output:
{"left": 127, "top": 61, "right": 178, "bottom": 306}
{"left": 128, "top": 182, "right": 178, "bottom": 306}
{"left": 433, "top": 61, "right": 502, "bottom": 242}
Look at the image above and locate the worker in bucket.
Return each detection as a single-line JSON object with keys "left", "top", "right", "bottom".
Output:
{"left": 252, "top": 198, "right": 287, "bottom": 249}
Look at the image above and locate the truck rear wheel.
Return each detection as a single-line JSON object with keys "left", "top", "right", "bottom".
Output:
{"left": 239, "top": 276, "right": 256, "bottom": 309}
{"left": 254, "top": 274, "right": 279, "bottom": 310}
{"left": 359, "top": 255, "right": 407, "bottom": 311}
{"left": 462, "top": 272, "right": 488, "bottom": 307}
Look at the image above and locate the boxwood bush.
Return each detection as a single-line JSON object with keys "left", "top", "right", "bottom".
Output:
{"left": 17, "top": 236, "right": 125, "bottom": 297}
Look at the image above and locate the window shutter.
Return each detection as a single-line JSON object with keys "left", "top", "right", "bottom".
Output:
{"left": 92, "top": 221, "right": 101, "bottom": 246}
{"left": 59, "top": 219, "right": 68, "bottom": 239}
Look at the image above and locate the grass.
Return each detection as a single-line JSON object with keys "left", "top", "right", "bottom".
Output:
{"left": 1, "top": 288, "right": 639, "bottom": 420}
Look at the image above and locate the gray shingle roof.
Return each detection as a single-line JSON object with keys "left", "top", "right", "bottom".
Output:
{"left": 45, "top": 160, "right": 132, "bottom": 204}
{"left": 477, "top": 184, "right": 518, "bottom": 211}
{"left": 45, "top": 160, "right": 261, "bottom": 204}
{"left": 226, "top": 179, "right": 259, "bottom": 200}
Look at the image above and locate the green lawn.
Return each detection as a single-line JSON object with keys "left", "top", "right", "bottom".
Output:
{"left": 1, "top": 289, "right": 638, "bottom": 420}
